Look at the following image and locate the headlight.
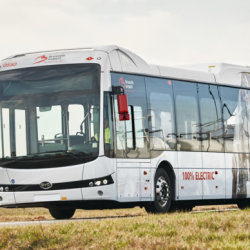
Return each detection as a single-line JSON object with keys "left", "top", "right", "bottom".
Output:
{"left": 95, "top": 181, "right": 101, "bottom": 186}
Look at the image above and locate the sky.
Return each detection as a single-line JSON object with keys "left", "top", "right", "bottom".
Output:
{"left": 1, "top": 0, "right": 250, "bottom": 66}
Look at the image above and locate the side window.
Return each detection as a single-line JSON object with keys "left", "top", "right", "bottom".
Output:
{"left": 145, "top": 77, "right": 176, "bottom": 154}
{"left": 221, "top": 87, "right": 250, "bottom": 153}
{"left": 173, "top": 81, "right": 201, "bottom": 152}
{"left": 198, "top": 84, "right": 224, "bottom": 152}
{"left": 111, "top": 73, "right": 150, "bottom": 158}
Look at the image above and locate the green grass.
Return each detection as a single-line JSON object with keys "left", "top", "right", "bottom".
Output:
{"left": 0, "top": 206, "right": 249, "bottom": 249}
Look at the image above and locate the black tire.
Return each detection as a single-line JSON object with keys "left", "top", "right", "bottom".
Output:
{"left": 145, "top": 168, "right": 172, "bottom": 213}
{"left": 237, "top": 200, "right": 249, "bottom": 209}
{"left": 49, "top": 208, "right": 76, "bottom": 220}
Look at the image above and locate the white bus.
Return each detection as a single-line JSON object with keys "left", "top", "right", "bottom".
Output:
{"left": 0, "top": 45, "right": 249, "bottom": 219}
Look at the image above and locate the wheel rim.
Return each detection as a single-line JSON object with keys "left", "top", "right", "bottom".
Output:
{"left": 156, "top": 176, "right": 170, "bottom": 207}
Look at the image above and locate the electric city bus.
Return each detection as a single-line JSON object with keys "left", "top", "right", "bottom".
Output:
{"left": 0, "top": 45, "right": 250, "bottom": 219}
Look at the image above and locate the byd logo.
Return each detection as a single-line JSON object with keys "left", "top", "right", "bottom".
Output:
{"left": 34, "top": 55, "right": 48, "bottom": 64}
{"left": 40, "top": 181, "right": 52, "bottom": 190}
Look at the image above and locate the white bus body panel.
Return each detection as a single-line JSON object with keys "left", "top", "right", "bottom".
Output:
{"left": 158, "top": 66, "right": 215, "bottom": 83}
{"left": 0, "top": 168, "right": 16, "bottom": 205}
{"left": 225, "top": 169, "right": 233, "bottom": 199}
{"left": 116, "top": 159, "right": 153, "bottom": 202}
{"left": 202, "top": 152, "right": 225, "bottom": 169}
{"left": 15, "top": 189, "right": 82, "bottom": 204}
{"left": 0, "top": 192, "right": 16, "bottom": 206}
{"left": 81, "top": 181, "right": 116, "bottom": 200}
{"left": 1, "top": 51, "right": 110, "bottom": 73}
{"left": 203, "top": 169, "right": 226, "bottom": 199}
{"left": 202, "top": 152, "right": 226, "bottom": 199}
{"left": 7, "top": 164, "right": 83, "bottom": 203}
{"left": 178, "top": 151, "right": 202, "bottom": 199}
{"left": 82, "top": 157, "right": 116, "bottom": 180}
{"left": 178, "top": 169, "right": 203, "bottom": 200}
{"left": 82, "top": 157, "right": 117, "bottom": 200}
{"left": 178, "top": 152, "right": 202, "bottom": 169}
{"left": 7, "top": 164, "right": 83, "bottom": 184}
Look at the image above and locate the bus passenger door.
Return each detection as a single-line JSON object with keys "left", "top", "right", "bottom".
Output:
{"left": 115, "top": 105, "right": 152, "bottom": 202}
{"left": 0, "top": 107, "right": 16, "bottom": 206}
{"left": 111, "top": 73, "right": 152, "bottom": 202}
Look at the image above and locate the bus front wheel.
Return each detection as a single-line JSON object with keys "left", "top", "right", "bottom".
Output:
{"left": 145, "top": 168, "right": 172, "bottom": 213}
{"left": 237, "top": 200, "right": 249, "bottom": 209}
{"left": 49, "top": 208, "right": 76, "bottom": 220}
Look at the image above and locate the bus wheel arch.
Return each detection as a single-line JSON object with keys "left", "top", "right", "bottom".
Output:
{"left": 144, "top": 160, "right": 176, "bottom": 213}
{"left": 156, "top": 160, "right": 176, "bottom": 201}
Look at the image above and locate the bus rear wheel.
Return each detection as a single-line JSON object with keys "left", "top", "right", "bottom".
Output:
{"left": 49, "top": 208, "right": 76, "bottom": 220}
{"left": 145, "top": 168, "right": 172, "bottom": 213}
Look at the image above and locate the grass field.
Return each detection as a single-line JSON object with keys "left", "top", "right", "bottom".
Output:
{"left": 0, "top": 205, "right": 249, "bottom": 250}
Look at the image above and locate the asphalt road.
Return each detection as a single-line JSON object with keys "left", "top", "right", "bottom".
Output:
{"left": 0, "top": 208, "right": 240, "bottom": 228}
{"left": 0, "top": 215, "right": 140, "bottom": 228}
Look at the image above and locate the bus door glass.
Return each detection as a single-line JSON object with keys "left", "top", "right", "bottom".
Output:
{"left": 111, "top": 73, "right": 151, "bottom": 201}
{"left": 2, "top": 108, "right": 10, "bottom": 157}
{"left": 1, "top": 105, "right": 27, "bottom": 158}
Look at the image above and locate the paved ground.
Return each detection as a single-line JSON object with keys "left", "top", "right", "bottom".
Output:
{"left": 0, "top": 215, "right": 140, "bottom": 228}
{"left": 0, "top": 208, "right": 240, "bottom": 228}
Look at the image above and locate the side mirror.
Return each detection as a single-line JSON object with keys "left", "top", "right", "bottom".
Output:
{"left": 117, "top": 94, "right": 130, "bottom": 121}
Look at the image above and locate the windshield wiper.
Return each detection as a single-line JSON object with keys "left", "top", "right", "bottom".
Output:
{"left": 0, "top": 157, "right": 35, "bottom": 167}
{"left": 0, "top": 150, "right": 87, "bottom": 168}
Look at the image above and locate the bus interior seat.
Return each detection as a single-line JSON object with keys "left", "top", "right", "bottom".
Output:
{"left": 150, "top": 137, "right": 172, "bottom": 150}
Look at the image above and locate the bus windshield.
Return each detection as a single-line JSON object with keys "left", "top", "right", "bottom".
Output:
{"left": 0, "top": 64, "right": 100, "bottom": 168}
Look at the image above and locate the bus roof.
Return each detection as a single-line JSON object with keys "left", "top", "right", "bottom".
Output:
{"left": 2, "top": 45, "right": 250, "bottom": 87}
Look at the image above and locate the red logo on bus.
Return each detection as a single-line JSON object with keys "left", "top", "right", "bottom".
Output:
{"left": 119, "top": 77, "right": 126, "bottom": 89}
{"left": 34, "top": 55, "right": 48, "bottom": 64}
{"left": 86, "top": 57, "right": 94, "bottom": 61}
